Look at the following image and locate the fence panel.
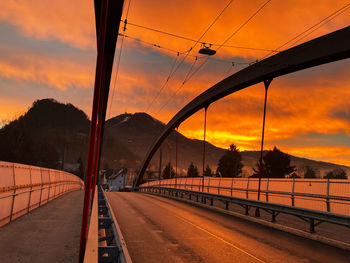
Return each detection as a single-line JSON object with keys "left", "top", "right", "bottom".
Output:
{"left": 141, "top": 177, "right": 350, "bottom": 216}
{"left": 29, "top": 166, "right": 42, "bottom": 211}
{"left": 0, "top": 162, "right": 15, "bottom": 226}
{"left": 0, "top": 161, "right": 83, "bottom": 227}
{"left": 12, "top": 164, "right": 31, "bottom": 220}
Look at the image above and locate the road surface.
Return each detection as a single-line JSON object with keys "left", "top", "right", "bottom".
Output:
{"left": 106, "top": 192, "right": 350, "bottom": 263}
{"left": 0, "top": 190, "right": 83, "bottom": 263}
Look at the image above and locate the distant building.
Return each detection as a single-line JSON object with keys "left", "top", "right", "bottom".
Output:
{"left": 107, "top": 168, "right": 128, "bottom": 191}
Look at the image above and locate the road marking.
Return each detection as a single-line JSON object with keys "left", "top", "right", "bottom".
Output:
{"left": 175, "top": 215, "right": 266, "bottom": 263}
{"left": 144, "top": 195, "right": 266, "bottom": 263}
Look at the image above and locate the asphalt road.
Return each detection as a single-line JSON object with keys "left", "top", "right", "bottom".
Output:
{"left": 106, "top": 192, "right": 350, "bottom": 263}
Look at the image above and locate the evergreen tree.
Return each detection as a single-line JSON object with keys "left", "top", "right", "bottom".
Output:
{"left": 217, "top": 144, "right": 243, "bottom": 178}
{"left": 163, "top": 162, "right": 175, "bottom": 179}
{"left": 204, "top": 165, "right": 213, "bottom": 177}
{"left": 252, "top": 147, "right": 295, "bottom": 178}
{"left": 301, "top": 166, "right": 317, "bottom": 179}
{"left": 324, "top": 168, "right": 347, "bottom": 179}
{"left": 187, "top": 162, "right": 199, "bottom": 177}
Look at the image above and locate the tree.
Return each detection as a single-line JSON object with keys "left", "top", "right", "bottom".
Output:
{"left": 163, "top": 162, "right": 175, "bottom": 179}
{"left": 217, "top": 144, "right": 243, "bottom": 178}
{"left": 204, "top": 165, "right": 213, "bottom": 177}
{"left": 253, "top": 147, "right": 295, "bottom": 178}
{"left": 301, "top": 166, "right": 317, "bottom": 179}
{"left": 187, "top": 162, "right": 200, "bottom": 177}
{"left": 324, "top": 168, "right": 347, "bottom": 179}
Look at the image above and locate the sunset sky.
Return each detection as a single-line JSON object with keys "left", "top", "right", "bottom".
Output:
{"left": 0, "top": 0, "right": 349, "bottom": 166}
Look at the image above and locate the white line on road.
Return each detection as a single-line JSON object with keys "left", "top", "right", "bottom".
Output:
{"left": 145, "top": 195, "right": 266, "bottom": 263}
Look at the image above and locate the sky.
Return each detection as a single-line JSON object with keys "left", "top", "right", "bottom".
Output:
{"left": 0, "top": 0, "right": 349, "bottom": 166}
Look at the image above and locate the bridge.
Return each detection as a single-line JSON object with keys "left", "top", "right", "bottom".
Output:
{"left": 1, "top": 1, "right": 350, "bottom": 263}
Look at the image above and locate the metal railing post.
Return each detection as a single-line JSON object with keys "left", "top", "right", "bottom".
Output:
{"left": 266, "top": 178, "right": 269, "bottom": 202}
{"left": 218, "top": 178, "right": 221, "bottom": 195}
{"left": 326, "top": 179, "right": 330, "bottom": 212}
{"left": 9, "top": 163, "right": 16, "bottom": 222}
{"left": 246, "top": 177, "right": 250, "bottom": 199}
{"left": 27, "top": 166, "right": 33, "bottom": 212}
{"left": 207, "top": 176, "right": 210, "bottom": 193}
{"left": 230, "top": 178, "right": 234, "bottom": 197}
{"left": 39, "top": 168, "right": 43, "bottom": 206}
{"left": 291, "top": 178, "right": 295, "bottom": 206}
{"left": 48, "top": 170, "right": 52, "bottom": 202}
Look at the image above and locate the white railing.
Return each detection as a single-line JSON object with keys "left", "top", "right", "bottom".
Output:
{"left": 141, "top": 177, "right": 350, "bottom": 216}
{"left": 0, "top": 161, "right": 84, "bottom": 227}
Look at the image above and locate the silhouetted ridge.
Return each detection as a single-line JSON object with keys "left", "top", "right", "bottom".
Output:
{"left": 24, "top": 99, "right": 89, "bottom": 132}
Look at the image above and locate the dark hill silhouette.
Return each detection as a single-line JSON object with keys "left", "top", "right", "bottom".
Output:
{"left": 105, "top": 112, "right": 350, "bottom": 178}
{"left": 0, "top": 99, "right": 138, "bottom": 175}
{"left": 1, "top": 99, "right": 348, "bottom": 178}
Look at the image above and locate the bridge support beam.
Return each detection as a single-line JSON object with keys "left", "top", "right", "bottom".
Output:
{"left": 202, "top": 105, "right": 209, "bottom": 193}
{"left": 256, "top": 78, "right": 273, "bottom": 218}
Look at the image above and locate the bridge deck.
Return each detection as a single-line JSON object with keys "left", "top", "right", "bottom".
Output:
{"left": 107, "top": 192, "right": 350, "bottom": 263}
{"left": 0, "top": 190, "right": 83, "bottom": 263}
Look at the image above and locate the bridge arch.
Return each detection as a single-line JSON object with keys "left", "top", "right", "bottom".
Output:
{"left": 136, "top": 26, "right": 350, "bottom": 186}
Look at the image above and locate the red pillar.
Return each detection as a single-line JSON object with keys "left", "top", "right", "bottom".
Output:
{"left": 78, "top": 1, "right": 109, "bottom": 261}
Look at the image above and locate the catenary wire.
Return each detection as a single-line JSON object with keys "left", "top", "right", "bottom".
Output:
{"left": 121, "top": 21, "right": 278, "bottom": 53}
{"left": 144, "top": 0, "right": 234, "bottom": 113}
{"left": 155, "top": 0, "right": 272, "bottom": 116}
{"left": 260, "top": 2, "right": 350, "bottom": 60}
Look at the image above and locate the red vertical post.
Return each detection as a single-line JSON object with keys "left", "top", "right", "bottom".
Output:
{"left": 256, "top": 79, "right": 272, "bottom": 217}
{"left": 202, "top": 106, "right": 208, "bottom": 192}
{"left": 78, "top": 0, "right": 109, "bottom": 261}
{"left": 91, "top": 90, "right": 104, "bottom": 203}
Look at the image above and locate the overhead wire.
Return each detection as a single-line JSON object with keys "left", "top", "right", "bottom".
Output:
{"left": 108, "top": 0, "right": 132, "bottom": 119}
{"left": 145, "top": 53, "right": 181, "bottom": 113}
{"left": 144, "top": 0, "right": 234, "bottom": 113}
{"left": 283, "top": 3, "right": 350, "bottom": 50}
{"left": 119, "top": 33, "right": 197, "bottom": 57}
{"left": 155, "top": 0, "right": 272, "bottom": 116}
{"left": 260, "top": 2, "right": 350, "bottom": 61}
{"left": 121, "top": 20, "right": 279, "bottom": 53}
{"left": 216, "top": 0, "right": 272, "bottom": 52}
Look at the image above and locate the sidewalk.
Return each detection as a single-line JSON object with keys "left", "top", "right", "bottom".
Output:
{"left": 0, "top": 190, "right": 83, "bottom": 263}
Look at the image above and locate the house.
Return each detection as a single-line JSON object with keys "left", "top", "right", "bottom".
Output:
{"left": 107, "top": 168, "right": 128, "bottom": 191}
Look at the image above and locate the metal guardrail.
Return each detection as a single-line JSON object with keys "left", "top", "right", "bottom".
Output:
{"left": 96, "top": 187, "right": 132, "bottom": 263}
{"left": 139, "top": 186, "right": 350, "bottom": 233}
{"left": 141, "top": 178, "right": 350, "bottom": 216}
{"left": 0, "top": 161, "right": 84, "bottom": 227}
{"left": 139, "top": 176, "right": 350, "bottom": 233}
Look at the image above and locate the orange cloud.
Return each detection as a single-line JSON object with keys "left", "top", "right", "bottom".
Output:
{"left": 0, "top": 0, "right": 95, "bottom": 49}
{"left": 0, "top": 51, "right": 95, "bottom": 90}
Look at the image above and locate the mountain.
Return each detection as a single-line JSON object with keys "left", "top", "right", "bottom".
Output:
{"left": 105, "top": 112, "right": 350, "bottom": 178}
{"left": 1, "top": 99, "right": 348, "bottom": 179}
{"left": 0, "top": 99, "right": 138, "bottom": 175}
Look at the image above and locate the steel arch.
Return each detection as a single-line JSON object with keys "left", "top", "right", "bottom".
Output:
{"left": 136, "top": 26, "right": 350, "bottom": 186}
